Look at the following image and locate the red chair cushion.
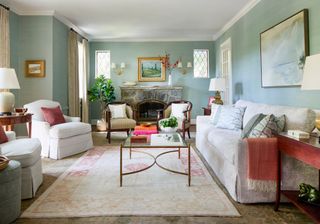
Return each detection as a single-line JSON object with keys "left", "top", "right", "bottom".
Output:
{"left": 0, "top": 126, "right": 8, "bottom": 144}
{"left": 41, "top": 106, "right": 66, "bottom": 126}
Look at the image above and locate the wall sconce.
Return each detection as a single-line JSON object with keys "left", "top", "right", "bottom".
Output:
{"left": 111, "top": 62, "right": 126, "bottom": 75}
{"left": 177, "top": 61, "right": 192, "bottom": 75}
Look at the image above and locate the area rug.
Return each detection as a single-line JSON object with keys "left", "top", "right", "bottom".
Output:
{"left": 21, "top": 146, "right": 240, "bottom": 218}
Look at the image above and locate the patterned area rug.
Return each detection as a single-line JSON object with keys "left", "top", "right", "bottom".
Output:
{"left": 21, "top": 146, "right": 240, "bottom": 218}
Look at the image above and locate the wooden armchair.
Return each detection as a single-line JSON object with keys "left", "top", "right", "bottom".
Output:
{"left": 105, "top": 102, "right": 136, "bottom": 143}
{"left": 157, "top": 100, "right": 192, "bottom": 139}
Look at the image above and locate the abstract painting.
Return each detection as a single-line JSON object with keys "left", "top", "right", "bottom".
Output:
{"left": 138, "top": 57, "right": 166, "bottom": 82}
{"left": 260, "top": 9, "right": 309, "bottom": 87}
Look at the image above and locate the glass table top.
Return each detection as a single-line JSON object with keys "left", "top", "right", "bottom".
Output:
{"left": 123, "top": 132, "right": 188, "bottom": 148}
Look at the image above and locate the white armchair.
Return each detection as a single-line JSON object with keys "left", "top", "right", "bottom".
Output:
{"left": 24, "top": 100, "right": 93, "bottom": 159}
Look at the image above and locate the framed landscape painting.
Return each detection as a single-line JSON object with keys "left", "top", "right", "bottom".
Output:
{"left": 138, "top": 57, "right": 166, "bottom": 82}
{"left": 260, "top": 9, "right": 309, "bottom": 87}
{"left": 25, "top": 60, "right": 45, "bottom": 77}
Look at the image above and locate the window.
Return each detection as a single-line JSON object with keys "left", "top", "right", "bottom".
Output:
{"left": 95, "top": 50, "right": 110, "bottom": 78}
{"left": 193, "top": 49, "right": 209, "bottom": 78}
{"left": 78, "top": 42, "right": 84, "bottom": 100}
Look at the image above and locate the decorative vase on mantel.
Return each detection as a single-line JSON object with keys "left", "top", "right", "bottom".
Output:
{"left": 168, "top": 74, "right": 173, "bottom": 86}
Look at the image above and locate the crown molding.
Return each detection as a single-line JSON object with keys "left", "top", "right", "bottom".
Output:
{"left": 212, "top": 0, "right": 261, "bottom": 40}
{"left": 9, "top": 7, "right": 89, "bottom": 39}
{"left": 90, "top": 37, "right": 213, "bottom": 42}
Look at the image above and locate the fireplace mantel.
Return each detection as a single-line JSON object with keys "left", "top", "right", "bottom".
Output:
{"left": 120, "top": 85, "right": 183, "bottom": 105}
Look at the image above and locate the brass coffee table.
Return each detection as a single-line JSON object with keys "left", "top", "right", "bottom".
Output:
{"left": 120, "top": 133, "right": 191, "bottom": 187}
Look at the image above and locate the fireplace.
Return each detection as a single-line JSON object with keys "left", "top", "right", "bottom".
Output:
{"left": 136, "top": 100, "right": 167, "bottom": 122}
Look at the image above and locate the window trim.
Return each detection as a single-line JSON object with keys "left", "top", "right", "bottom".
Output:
{"left": 193, "top": 49, "right": 209, "bottom": 78}
{"left": 95, "top": 50, "right": 111, "bottom": 78}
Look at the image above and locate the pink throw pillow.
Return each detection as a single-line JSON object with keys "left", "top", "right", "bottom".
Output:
{"left": 41, "top": 106, "right": 66, "bottom": 126}
{"left": 0, "top": 126, "right": 8, "bottom": 144}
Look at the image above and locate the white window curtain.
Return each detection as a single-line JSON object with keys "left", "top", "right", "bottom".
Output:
{"left": 68, "top": 30, "right": 80, "bottom": 117}
{"left": 81, "top": 39, "right": 89, "bottom": 123}
{"left": 0, "top": 6, "right": 10, "bottom": 67}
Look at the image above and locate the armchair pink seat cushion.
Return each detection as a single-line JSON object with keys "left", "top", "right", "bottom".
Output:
{"left": 24, "top": 100, "right": 93, "bottom": 159}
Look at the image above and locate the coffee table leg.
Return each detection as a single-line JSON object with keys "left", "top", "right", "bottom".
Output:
{"left": 130, "top": 147, "right": 132, "bottom": 159}
{"left": 120, "top": 144, "right": 123, "bottom": 187}
{"left": 188, "top": 144, "right": 191, "bottom": 186}
{"left": 178, "top": 147, "right": 180, "bottom": 159}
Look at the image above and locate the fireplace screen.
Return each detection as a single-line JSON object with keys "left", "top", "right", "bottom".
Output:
{"left": 137, "top": 100, "right": 166, "bottom": 121}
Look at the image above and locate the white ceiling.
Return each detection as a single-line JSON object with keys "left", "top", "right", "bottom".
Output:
{"left": 5, "top": 0, "right": 258, "bottom": 41}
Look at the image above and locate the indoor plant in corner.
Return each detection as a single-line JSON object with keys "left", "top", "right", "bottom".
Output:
{"left": 159, "top": 116, "right": 178, "bottom": 133}
{"left": 88, "top": 75, "right": 116, "bottom": 131}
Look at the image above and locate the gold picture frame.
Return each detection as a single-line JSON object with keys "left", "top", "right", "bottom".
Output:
{"left": 138, "top": 57, "right": 166, "bottom": 82}
{"left": 25, "top": 60, "right": 45, "bottom": 78}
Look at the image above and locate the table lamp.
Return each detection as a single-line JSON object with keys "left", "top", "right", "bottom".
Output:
{"left": 209, "top": 78, "right": 226, "bottom": 105}
{"left": 301, "top": 54, "right": 320, "bottom": 142}
{"left": 0, "top": 68, "right": 20, "bottom": 115}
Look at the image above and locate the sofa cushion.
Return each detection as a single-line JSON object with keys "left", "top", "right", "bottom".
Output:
{"left": 1, "top": 138, "right": 41, "bottom": 168}
{"left": 207, "top": 128, "right": 241, "bottom": 165}
{"left": 242, "top": 113, "right": 266, "bottom": 138}
{"left": 215, "top": 106, "right": 246, "bottom": 131}
{"left": 235, "top": 100, "right": 316, "bottom": 133}
{"left": 49, "top": 122, "right": 92, "bottom": 138}
{"left": 41, "top": 106, "right": 66, "bottom": 126}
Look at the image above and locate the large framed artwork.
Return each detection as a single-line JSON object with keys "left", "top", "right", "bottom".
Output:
{"left": 260, "top": 9, "right": 309, "bottom": 87}
{"left": 138, "top": 57, "right": 166, "bottom": 82}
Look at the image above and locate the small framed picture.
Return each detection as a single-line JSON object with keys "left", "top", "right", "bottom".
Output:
{"left": 208, "top": 96, "right": 215, "bottom": 107}
{"left": 25, "top": 60, "right": 45, "bottom": 77}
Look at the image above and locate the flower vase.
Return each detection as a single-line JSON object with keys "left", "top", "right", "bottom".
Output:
{"left": 168, "top": 74, "right": 172, "bottom": 86}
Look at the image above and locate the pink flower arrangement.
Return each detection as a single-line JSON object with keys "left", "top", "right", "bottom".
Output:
{"left": 160, "top": 53, "right": 179, "bottom": 74}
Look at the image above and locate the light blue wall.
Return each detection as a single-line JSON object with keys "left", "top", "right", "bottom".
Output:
{"left": 89, "top": 41, "right": 215, "bottom": 121}
{"left": 215, "top": 0, "right": 320, "bottom": 109}
{"left": 52, "top": 18, "right": 69, "bottom": 113}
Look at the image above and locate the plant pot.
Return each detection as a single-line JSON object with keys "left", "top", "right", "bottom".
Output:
{"left": 160, "top": 126, "right": 178, "bottom": 133}
{"left": 96, "top": 119, "right": 107, "bottom": 131}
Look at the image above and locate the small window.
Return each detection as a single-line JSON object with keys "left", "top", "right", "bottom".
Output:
{"left": 193, "top": 49, "right": 209, "bottom": 78}
{"left": 95, "top": 50, "right": 110, "bottom": 78}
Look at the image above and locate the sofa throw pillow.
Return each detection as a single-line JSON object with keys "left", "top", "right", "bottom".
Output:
{"left": 274, "top": 114, "right": 286, "bottom": 133}
{"left": 215, "top": 106, "right": 246, "bottom": 131}
{"left": 209, "top": 104, "right": 222, "bottom": 125}
{"left": 171, "top": 103, "right": 189, "bottom": 119}
{"left": 248, "top": 114, "right": 278, "bottom": 138}
{"left": 41, "top": 106, "right": 66, "bottom": 126}
{"left": 0, "top": 126, "right": 8, "bottom": 144}
{"left": 109, "top": 104, "right": 127, "bottom": 119}
{"left": 241, "top": 113, "right": 266, "bottom": 138}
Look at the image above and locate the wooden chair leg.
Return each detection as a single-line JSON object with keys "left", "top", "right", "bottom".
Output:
{"left": 107, "top": 131, "right": 111, "bottom": 144}
{"left": 182, "top": 129, "right": 186, "bottom": 140}
{"left": 126, "top": 130, "right": 129, "bottom": 136}
{"left": 187, "top": 128, "right": 191, "bottom": 139}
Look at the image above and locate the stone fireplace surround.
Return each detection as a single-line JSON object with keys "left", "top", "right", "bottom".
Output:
{"left": 120, "top": 86, "right": 183, "bottom": 121}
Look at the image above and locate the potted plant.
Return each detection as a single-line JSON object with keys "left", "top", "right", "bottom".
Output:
{"left": 159, "top": 116, "right": 178, "bottom": 133}
{"left": 88, "top": 75, "right": 116, "bottom": 130}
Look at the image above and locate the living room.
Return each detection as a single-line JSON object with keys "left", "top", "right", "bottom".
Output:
{"left": 0, "top": 0, "right": 319, "bottom": 223}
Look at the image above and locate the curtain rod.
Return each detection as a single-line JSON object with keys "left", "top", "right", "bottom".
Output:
{"left": 0, "top": 4, "right": 10, "bottom": 10}
{"left": 70, "top": 28, "right": 88, "bottom": 41}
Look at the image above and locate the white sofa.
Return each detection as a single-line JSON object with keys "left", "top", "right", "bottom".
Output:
{"left": 196, "top": 100, "right": 318, "bottom": 203}
{"left": 0, "top": 131, "right": 42, "bottom": 199}
{"left": 24, "top": 100, "right": 93, "bottom": 159}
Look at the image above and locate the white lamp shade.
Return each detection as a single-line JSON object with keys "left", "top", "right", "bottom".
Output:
{"left": 111, "top": 63, "right": 116, "bottom": 69}
{"left": 301, "top": 54, "right": 320, "bottom": 90}
{"left": 177, "top": 61, "right": 183, "bottom": 68}
{"left": 187, "top": 62, "right": 192, "bottom": 68}
{"left": 0, "top": 68, "right": 20, "bottom": 89}
{"left": 120, "top": 62, "right": 126, "bottom": 69}
{"left": 209, "top": 78, "right": 226, "bottom": 91}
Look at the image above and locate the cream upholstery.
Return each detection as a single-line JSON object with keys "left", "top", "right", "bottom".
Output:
{"left": 105, "top": 102, "right": 137, "bottom": 143}
{"left": 24, "top": 100, "right": 93, "bottom": 159}
{"left": 1, "top": 133, "right": 43, "bottom": 199}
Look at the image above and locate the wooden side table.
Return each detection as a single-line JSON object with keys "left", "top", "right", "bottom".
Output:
{"left": 275, "top": 133, "right": 320, "bottom": 223}
{"left": 202, "top": 107, "right": 211, "bottom": 116}
{"left": 0, "top": 113, "right": 33, "bottom": 138}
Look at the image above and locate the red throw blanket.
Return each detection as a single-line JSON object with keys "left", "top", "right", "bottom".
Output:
{"left": 246, "top": 138, "right": 278, "bottom": 192}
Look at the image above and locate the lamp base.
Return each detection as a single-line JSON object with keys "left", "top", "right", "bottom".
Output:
{"left": 0, "top": 91, "right": 15, "bottom": 115}
{"left": 213, "top": 91, "right": 224, "bottom": 105}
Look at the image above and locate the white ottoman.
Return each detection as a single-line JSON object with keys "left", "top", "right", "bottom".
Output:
{"left": 0, "top": 160, "right": 21, "bottom": 224}
{"left": 1, "top": 138, "right": 43, "bottom": 199}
